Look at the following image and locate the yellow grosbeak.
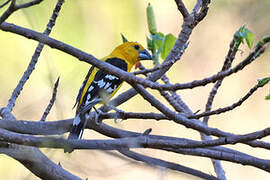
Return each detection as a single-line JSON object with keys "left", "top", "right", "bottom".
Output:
{"left": 68, "top": 42, "right": 152, "bottom": 140}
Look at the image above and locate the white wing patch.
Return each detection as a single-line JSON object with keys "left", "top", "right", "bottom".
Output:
{"left": 105, "top": 74, "right": 119, "bottom": 80}
{"left": 107, "top": 87, "right": 115, "bottom": 93}
{"left": 88, "top": 85, "right": 94, "bottom": 92}
{"left": 104, "top": 82, "right": 112, "bottom": 89}
{"left": 97, "top": 79, "right": 105, "bottom": 88}
{"left": 86, "top": 94, "right": 91, "bottom": 102}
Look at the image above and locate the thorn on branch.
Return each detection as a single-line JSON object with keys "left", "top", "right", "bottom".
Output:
{"left": 142, "top": 128, "right": 152, "bottom": 135}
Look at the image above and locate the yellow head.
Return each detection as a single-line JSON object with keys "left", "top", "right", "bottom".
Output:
{"left": 111, "top": 42, "right": 152, "bottom": 68}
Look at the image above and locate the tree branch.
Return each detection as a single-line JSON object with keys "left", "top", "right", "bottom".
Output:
{"left": 119, "top": 149, "right": 218, "bottom": 180}
{"left": 174, "top": 0, "right": 189, "bottom": 18}
{"left": 0, "top": 143, "right": 81, "bottom": 180}
{"left": 0, "top": 0, "right": 43, "bottom": 24}
{"left": 6, "top": 0, "right": 63, "bottom": 111}
{"left": 190, "top": 82, "right": 266, "bottom": 119}
{"left": 1, "top": 128, "right": 270, "bottom": 172}
{"left": 40, "top": 77, "right": 60, "bottom": 121}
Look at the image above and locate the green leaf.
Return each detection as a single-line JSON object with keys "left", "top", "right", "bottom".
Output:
{"left": 146, "top": 36, "right": 153, "bottom": 51}
{"left": 257, "top": 77, "right": 270, "bottom": 87}
{"left": 146, "top": 3, "right": 157, "bottom": 35}
{"left": 245, "top": 29, "right": 254, "bottom": 49}
{"left": 262, "top": 35, "right": 270, "bottom": 44}
{"left": 266, "top": 94, "right": 270, "bottom": 100}
{"left": 234, "top": 25, "right": 245, "bottom": 47}
{"left": 152, "top": 32, "right": 164, "bottom": 53}
{"left": 161, "top": 33, "right": 177, "bottom": 60}
{"left": 121, "top": 33, "right": 129, "bottom": 43}
{"left": 234, "top": 25, "right": 254, "bottom": 49}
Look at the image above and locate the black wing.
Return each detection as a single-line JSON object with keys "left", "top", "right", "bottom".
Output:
{"left": 78, "top": 58, "right": 128, "bottom": 113}
{"left": 68, "top": 58, "right": 128, "bottom": 142}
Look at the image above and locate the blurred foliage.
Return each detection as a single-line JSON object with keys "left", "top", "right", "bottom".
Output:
{"left": 146, "top": 3, "right": 177, "bottom": 64}
{"left": 234, "top": 25, "right": 254, "bottom": 49}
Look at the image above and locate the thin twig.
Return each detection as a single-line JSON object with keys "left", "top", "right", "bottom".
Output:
{"left": 15, "top": 0, "right": 43, "bottom": 9}
{"left": 40, "top": 77, "right": 60, "bottom": 121}
{"left": 191, "top": 82, "right": 264, "bottom": 119}
{"left": 119, "top": 149, "right": 218, "bottom": 180}
{"left": 203, "top": 39, "right": 238, "bottom": 124}
{"left": 0, "top": 0, "right": 11, "bottom": 9}
{"left": 200, "top": 38, "right": 238, "bottom": 180}
{"left": 6, "top": 0, "right": 63, "bottom": 111}
{"left": 192, "top": 0, "right": 202, "bottom": 14}
{"left": 0, "top": 0, "right": 43, "bottom": 24}
{"left": 174, "top": 0, "right": 189, "bottom": 18}
{"left": 160, "top": 75, "right": 193, "bottom": 114}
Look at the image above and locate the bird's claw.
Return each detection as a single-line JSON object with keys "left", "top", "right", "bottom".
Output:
{"left": 93, "top": 107, "right": 104, "bottom": 125}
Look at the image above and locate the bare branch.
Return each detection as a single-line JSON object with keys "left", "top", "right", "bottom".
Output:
{"left": 201, "top": 38, "right": 238, "bottom": 180}
{"left": 190, "top": 82, "right": 266, "bottom": 119}
{"left": 0, "top": 0, "right": 11, "bottom": 9}
{"left": 6, "top": 0, "right": 63, "bottom": 111}
{"left": 118, "top": 83, "right": 270, "bottom": 151}
{"left": 1, "top": 128, "right": 270, "bottom": 172}
{"left": 40, "top": 77, "right": 60, "bottom": 121}
{"left": 160, "top": 75, "right": 192, "bottom": 114}
{"left": 0, "top": 0, "right": 43, "bottom": 24}
{"left": 0, "top": 143, "right": 81, "bottom": 180}
{"left": 174, "top": 0, "right": 189, "bottom": 18}
{"left": 203, "top": 39, "right": 238, "bottom": 124}
{"left": 192, "top": 0, "right": 202, "bottom": 14}
{"left": 99, "top": 111, "right": 169, "bottom": 121}
{"left": 15, "top": 0, "right": 43, "bottom": 9}
{"left": 2, "top": 118, "right": 270, "bottom": 149}
{"left": 164, "top": 147, "right": 270, "bottom": 173}
{"left": 119, "top": 149, "right": 218, "bottom": 180}
{"left": 1, "top": 21, "right": 265, "bottom": 93}
{"left": 0, "top": 118, "right": 71, "bottom": 135}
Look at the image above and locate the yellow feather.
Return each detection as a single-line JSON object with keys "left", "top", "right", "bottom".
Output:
{"left": 78, "top": 42, "right": 148, "bottom": 109}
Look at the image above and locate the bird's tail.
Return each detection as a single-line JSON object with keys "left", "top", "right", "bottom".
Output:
{"left": 65, "top": 113, "right": 86, "bottom": 153}
{"left": 68, "top": 113, "right": 85, "bottom": 140}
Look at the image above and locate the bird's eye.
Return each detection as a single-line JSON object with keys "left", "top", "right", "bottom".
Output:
{"left": 134, "top": 45, "right": 140, "bottom": 50}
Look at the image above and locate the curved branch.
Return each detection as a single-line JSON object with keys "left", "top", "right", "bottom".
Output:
{"left": 0, "top": 0, "right": 43, "bottom": 24}
{"left": 0, "top": 143, "right": 81, "bottom": 180}
{"left": 190, "top": 82, "right": 265, "bottom": 119}
{"left": 119, "top": 149, "right": 218, "bottom": 180}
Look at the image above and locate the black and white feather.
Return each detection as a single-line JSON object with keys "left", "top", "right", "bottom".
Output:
{"left": 68, "top": 58, "right": 128, "bottom": 140}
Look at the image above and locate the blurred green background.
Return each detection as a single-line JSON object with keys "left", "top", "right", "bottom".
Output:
{"left": 0, "top": 0, "right": 270, "bottom": 179}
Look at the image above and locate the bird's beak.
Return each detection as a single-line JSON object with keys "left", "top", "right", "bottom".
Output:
{"left": 139, "top": 49, "right": 152, "bottom": 60}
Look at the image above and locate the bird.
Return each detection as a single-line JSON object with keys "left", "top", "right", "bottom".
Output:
{"left": 67, "top": 42, "right": 152, "bottom": 141}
